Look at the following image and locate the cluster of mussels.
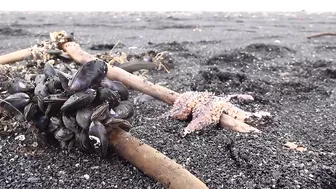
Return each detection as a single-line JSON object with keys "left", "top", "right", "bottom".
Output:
{"left": 0, "top": 59, "right": 134, "bottom": 157}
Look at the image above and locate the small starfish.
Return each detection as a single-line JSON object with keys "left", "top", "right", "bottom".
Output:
{"left": 169, "top": 92, "right": 226, "bottom": 136}
{"left": 169, "top": 91, "right": 262, "bottom": 137}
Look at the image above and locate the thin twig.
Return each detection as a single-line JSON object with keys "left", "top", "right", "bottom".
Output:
{"left": 0, "top": 99, "right": 25, "bottom": 119}
{"left": 109, "top": 40, "right": 120, "bottom": 55}
{"left": 307, "top": 32, "right": 336, "bottom": 39}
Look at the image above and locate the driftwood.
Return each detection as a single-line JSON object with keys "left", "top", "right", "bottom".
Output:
{"left": 0, "top": 48, "right": 33, "bottom": 65}
{"left": 110, "top": 127, "right": 208, "bottom": 189}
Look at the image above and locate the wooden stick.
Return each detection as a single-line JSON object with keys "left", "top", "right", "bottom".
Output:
{"left": 0, "top": 48, "right": 32, "bottom": 65}
{"left": 109, "top": 127, "right": 209, "bottom": 189}
{"left": 307, "top": 32, "right": 336, "bottom": 39}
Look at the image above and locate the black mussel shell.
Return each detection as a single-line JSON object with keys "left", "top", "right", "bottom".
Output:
{"left": 46, "top": 77, "right": 62, "bottom": 94}
{"left": 34, "top": 74, "right": 47, "bottom": 85}
{"left": 48, "top": 117, "right": 63, "bottom": 133}
{"left": 55, "top": 127, "right": 74, "bottom": 142}
{"left": 62, "top": 112, "right": 80, "bottom": 133}
{"left": 43, "top": 93, "right": 69, "bottom": 103}
{"left": 34, "top": 83, "right": 49, "bottom": 98}
{"left": 67, "top": 138, "right": 76, "bottom": 150}
{"left": 69, "top": 59, "right": 108, "bottom": 92}
{"left": 35, "top": 115, "right": 50, "bottom": 132}
{"left": 24, "top": 102, "right": 39, "bottom": 121}
{"left": 75, "top": 129, "right": 93, "bottom": 152}
{"left": 88, "top": 121, "right": 108, "bottom": 157}
{"left": 45, "top": 103, "right": 63, "bottom": 117}
{"left": 91, "top": 102, "right": 109, "bottom": 121}
{"left": 100, "top": 78, "right": 129, "bottom": 101}
{"left": 59, "top": 139, "right": 76, "bottom": 150}
{"left": 70, "top": 69, "right": 77, "bottom": 76}
{"left": 36, "top": 96, "right": 47, "bottom": 112}
{"left": 96, "top": 87, "right": 121, "bottom": 108}
{"left": 112, "top": 101, "right": 134, "bottom": 119}
{"left": 0, "top": 92, "right": 30, "bottom": 113}
{"left": 76, "top": 107, "right": 93, "bottom": 130}
{"left": 133, "top": 94, "right": 155, "bottom": 105}
{"left": 104, "top": 117, "right": 132, "bottom": 132}
{"left": 59, "top": 53, "right": 72, "bottom": 62}
{"left": 56, "top": 70, "right": 72, "bottom": 92}
{"left": 61, "top": 89, "right": 97, "bottom": 112}
{"left": 46, "top": 49, "right": 63, "bottom": 56}
{"left": 58, "top": 63, "right": 73, "bottom": 74}
{"left": 44, "top": 61, "right": 57, "bottom": 78}
{"left": 7, "top": 79, "right": 35, "bottom": 94}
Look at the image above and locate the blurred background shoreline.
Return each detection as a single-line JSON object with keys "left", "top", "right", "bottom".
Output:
{"left": 0, "top": 0, "right": 335, "bottom": 12}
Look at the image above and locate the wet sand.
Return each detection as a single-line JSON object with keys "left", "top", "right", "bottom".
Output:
{"left": 0, "top": 11, "right": 336, "bottom": 189}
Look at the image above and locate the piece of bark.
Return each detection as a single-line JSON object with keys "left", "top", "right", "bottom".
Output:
{"left": 109, "top": 127, "right": 209, "bottom": 189}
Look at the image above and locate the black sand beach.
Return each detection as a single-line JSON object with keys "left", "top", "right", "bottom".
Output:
{"left": 0, "top": 11, "right": 336, "bottom": 188}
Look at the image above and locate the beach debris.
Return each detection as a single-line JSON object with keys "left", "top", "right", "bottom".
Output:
{"left": 96, "top": 50, "right": 174, "bottom": 74}
{"left": 307, "top": 32, "right": 336, "bottom": 39}
{"left": 134, "top": 94, "right": 155, "bottom": 105}
{"left": 169, "top": 91, "right": 266, "bottom": 137}
{"left": 15, "top": 134, "right": 25, "bottom": 141}
{"left": 0, "top": 59, "right": 134, "bottom": 157}
{"left": 60, "top": 38, "right": 266, "bottom": 135}
{"left": 284, "top": 141, "right": 307, "bottom": 152}
{"left": 89, "top": 43, "right": 126, "bottom": 51}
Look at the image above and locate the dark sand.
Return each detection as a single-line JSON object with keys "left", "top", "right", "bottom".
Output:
{"left": 1, "top": 11, "right": 336, "bottom": 189}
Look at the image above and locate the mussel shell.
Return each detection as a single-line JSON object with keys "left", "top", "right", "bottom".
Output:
{"left": 7, "top": 79, "right": 35, "bottom": 94}
{"left": 112, "top": 101, "right": 134, "bottom": 119}
{"left": 59, "top": 139, "right": 76, "bottom": 150}
{"left": 57, "top": 63, "right": 73, "bottom": 74}
{"left": 61, "top": 89, "right": 97, "bottom": 112}
{"left": 37, "top": 96, "right": 47, "bottom": 112}
{"left": 46, "top": 49, "right": 63, "bottom": 55}
{"left": 46, "top": 77, "right": 62, "bottom": 94}
{"left": 56, "top": 70, "right": 72, "bottom": 92}
{"left": 59, "top": 54, "right": 73, "bottom": 62}
{"left": 96, "top": 87, "right": 121, "bottom": 108}
{"left": 44, "top": 61, "right": 57, "bottom": 78}
{"left": 133, "top": 94, "right": 155, "bottom": 105}
{"left": 34, "top": 83, "right": 49, "bottom": 98}
{"left": 48, "top": 117, "right": 63, "bottom": 133}
{"left": 45, "top": 103, "right": 63, "bottom": 117}
{"left": 34, "top": 74, "right": 47, "bottom": 85}
{"left": 55, "top": 127, "right": 74, "bottom": 141}
{"left": 104, "top": 117, "right": 132, "bottom": 132}
{"left": 62, "top": 113, "right": 80, "bottom": 133}
{"left": 91, "top": 102, "right": 109, "bottom": 121}
{"left": 100, "top": 78, "right": 129, "bottom": 101}
{"left": 24, "top": 102, "right": 39, "bottom": 121}
{"left": 76, "top": 107, "right": 93, "bottom": 130}
{"left": 68, "top": 59, "right": 108, "bottom": 92}
{"left": 75, "top": 130, "right": 93, "bottom": 152}
{"left": 43, "top": 93, "right": 69, "bottom": 103}
{"left": 1, "top": 92, "right": 31, "bottom": 113}
{"left": 88, "top": 121, "right": 108, "bottom": 157}
{"left": 35, "top": 115, "right": 50, "bottom": 132}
